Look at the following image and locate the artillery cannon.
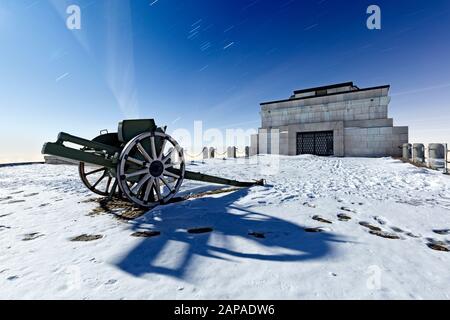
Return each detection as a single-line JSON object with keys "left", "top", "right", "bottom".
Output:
{"left": 42, "top": 119, "right": 264, "bottom": 208}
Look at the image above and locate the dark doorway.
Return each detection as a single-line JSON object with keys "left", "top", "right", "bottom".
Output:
{"left": 296, "top": 131, "right": 334, "bottom": 156}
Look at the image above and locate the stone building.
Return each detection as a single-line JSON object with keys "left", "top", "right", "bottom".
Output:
{"left": 250, "top": 82, "right": 408, "bottom": 157}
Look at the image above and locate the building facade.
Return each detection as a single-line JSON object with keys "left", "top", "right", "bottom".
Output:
{"left": 250, "top": 82, "right": 408, "bottom": 157}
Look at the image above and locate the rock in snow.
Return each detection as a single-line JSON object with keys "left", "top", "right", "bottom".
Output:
{"left": 0, "top": 155, "right": 449, "bottom": 299}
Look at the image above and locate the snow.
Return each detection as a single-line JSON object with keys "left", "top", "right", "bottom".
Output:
{"left": 0, "top": 155, "right": 449, "bottom": 299}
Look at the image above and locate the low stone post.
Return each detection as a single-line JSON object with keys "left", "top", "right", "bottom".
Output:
{"left": 402, "top": 143, "right": 411, "bottom": 161}
{"left": 227, "top": 147, "right": 237, "bottom": 158}
{"left": 412, "top": 143, "right": 425, "bottom": 164}
{"left": 428, "top": 143, "right": 445, "bottom": 169}
{"left": 202, "top": 147, "right": 209, "bottom": 160}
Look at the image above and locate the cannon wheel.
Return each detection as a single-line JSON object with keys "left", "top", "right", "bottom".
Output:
{"left": 79, "top": 163, "right": 119, "bottom": 197}
{"left": 78, "top": 133, "right": 122, "bottom": 197}
{"left": 117, "top": 131, "right": 185, "bottom": 208}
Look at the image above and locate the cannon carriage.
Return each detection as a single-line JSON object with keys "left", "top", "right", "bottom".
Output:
{"left": 42, "top": 119, "right": 264, "bottom": 208}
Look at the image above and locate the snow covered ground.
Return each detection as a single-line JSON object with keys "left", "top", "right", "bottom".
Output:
{"left": 0, "top": 155, "right": 449, "bottom": 299}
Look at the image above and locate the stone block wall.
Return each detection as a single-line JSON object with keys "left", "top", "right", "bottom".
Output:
{"left": 344, "top": 126, "right": 408, "bottom": 157}
{"left": 261, "top": 88, "right": 390, "bottom": 128}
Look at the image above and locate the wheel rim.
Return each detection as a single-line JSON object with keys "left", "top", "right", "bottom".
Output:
{"left": 79, "top": 163, "right": 118, "bottom": 197}
{"left": 117, "top": 131, "right": 185, "bottom": 207}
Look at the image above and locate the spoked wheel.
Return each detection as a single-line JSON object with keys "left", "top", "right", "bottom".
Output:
{"left": 79, "top": 163, "right": 120, "bottom": 197}
{"left": 117, "top": 131, "right": 185, "bottom": 208}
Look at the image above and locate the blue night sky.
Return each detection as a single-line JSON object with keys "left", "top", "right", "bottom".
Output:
{"left": 0, "top": 0, "right": 450, "bottom": 162}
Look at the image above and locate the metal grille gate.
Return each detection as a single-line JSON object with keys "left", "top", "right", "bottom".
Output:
{"left": 296, "top": 131, "right": 334, "bottom": 156}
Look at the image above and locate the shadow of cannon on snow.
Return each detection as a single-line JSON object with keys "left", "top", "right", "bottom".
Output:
{"left": 115, "top": 188, "right": 345, "bottom": 279}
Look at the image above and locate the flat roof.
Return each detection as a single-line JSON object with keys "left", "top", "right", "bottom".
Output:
{"left": 260, "top": 84, "right": 390, "bottom": 106}
{"left": 293, "top": 81, "right": 356, "bottom": 95}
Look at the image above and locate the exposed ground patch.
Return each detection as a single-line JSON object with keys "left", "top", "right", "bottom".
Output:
{"left": 304, "top": 227, "right": 330, "bottom": 233}
{"left": 337, "top": 213, "right": 351, "bottom": 221}
{"left": 87, "top": 188, "right": 243, "bottom": 221}
{"left": 312, "top": 215, "right": 332, "bottom": 224}
{"left": 88, "top": 197, "right": 148, "bottom": 220}
{"left": 426, "top": 241, "right": 449, "bottom": 252}
{"left": 188, "top": 227, "right": 213, "bottom": 234}
{"left": 22, "top": 233, "right": 44, "bottom": 241}
{"left": 131, "top": 231, "right": 161, "bottom": 238}
{"left": 70, "top": 234, "right": 103, "bottom": 242}
{"left": 248, "top": 231, "right": 266, "bottom": 239}
{"left": 432, "top": 229, "right": 450, "bottom": 235}
{"left": 359, "top": 221, "right": 382, "bottom": 231}
{"left": 369, "top": 230, "right": 401, "bottom": 239}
